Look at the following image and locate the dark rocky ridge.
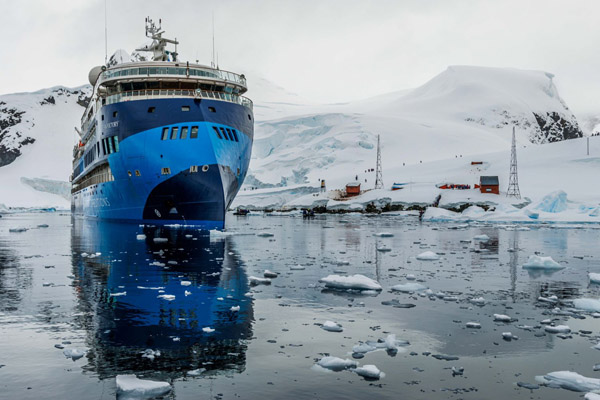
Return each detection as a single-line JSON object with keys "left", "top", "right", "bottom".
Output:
{"left": 0, "top": 101, "right": 33, "bottom": 168}
{"left": 532, "top": 111, "right": 582, "bottom": 143}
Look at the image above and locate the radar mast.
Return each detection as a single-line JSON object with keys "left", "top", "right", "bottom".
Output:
{"left": 135, "top": 17, "right": 179, "bottom": 62}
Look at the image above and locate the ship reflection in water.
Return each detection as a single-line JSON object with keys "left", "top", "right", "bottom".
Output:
{"left": 70, "top": 218, "right": 253, "bottom": 379}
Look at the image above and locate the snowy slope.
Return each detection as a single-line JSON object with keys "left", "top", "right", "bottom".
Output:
{"left": 245, "top": 66, "right": 583, "bottom": 192}
{"left": 0, "top": 86, "right": 90, "bottom": 208}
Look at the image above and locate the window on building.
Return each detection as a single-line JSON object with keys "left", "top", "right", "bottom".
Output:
{"left": 180, "top": 126, "right": 188, "bottom": 139}
{"left": 212, "top": 126, "right": 222, "bottom": 139}
{"left": 190, "top": 126, "right": 199, "bottom": 139}
{"left": 161, "top": 167, "right": 171, "bottom": 175}
{"left": 208, "top": 107, "right": 216, "bottom": 113}
{"left": 171, "top": 127, "right": 179, "bottom": 140}
{"left": 181, "top": 106, "right": 190, "bottom": 112}
{"left": 220, "top": 127, "right": 229, "bottom": 140}
{"left": 161, "top": 127, "right": 169, "bottom": 140}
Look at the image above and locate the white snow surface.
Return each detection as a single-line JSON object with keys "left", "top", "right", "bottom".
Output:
{"left": 319, "top": 274, "right": 382, "bottom": 291}
{"left": 115, "top": 374, "right": 171, "bottom": 398}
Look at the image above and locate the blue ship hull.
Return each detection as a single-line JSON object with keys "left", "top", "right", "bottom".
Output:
{"left": 72, "top": 98, "right": 253, "bottom": 229}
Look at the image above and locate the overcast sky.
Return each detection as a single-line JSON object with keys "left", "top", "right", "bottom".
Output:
{"left": 1, "top": 0, "right": 598, "bottom": 113}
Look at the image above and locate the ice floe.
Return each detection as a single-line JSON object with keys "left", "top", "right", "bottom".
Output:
{"left": 589, "top": 273, "right": 600, "bottom": 284}
{"left": 256, "top": 231, "right": 274, "bottom": 237}
{"left": 321, "top": 321, "right": 343, "bottom": 332}
{"left": 63, "top": 348, "right": 85, "bottom": 361}
{"left": 116, "top": 375, "right": 171, "bottom": 398}
{"left": 573, "top": 298, "right": 600, "bottom": 312}
{"left": 157, "top": 294, "right": 175, "bottom": 301}
{"left": 522, "top": 255, "right": 564, "bottom": 270}
{"left": 416, "top": 251, "right": 440, "bottom": 261}
{"left": 316, "top": 356, "right": 357, "bottom": 371}
{"left": 319, "top": 274, "right": 382, "bottom": 291}
{"left": 249, "top": 276, "right": 272, "bottom": 286}
{"left": 473, "top": 234, "right": 490, "bottom": 241}
{"left": 263, "top": 270, "right": 278, "bottom": 278}
{"left": 544, "top": 325, "right": 571, "bottom": 334}
{"left": 466, "top": 322, "right": 481, "bottom": 329}
{"left": 374, "top": 232, "right": 394, "bottom": 237}
{"left": 391, "top": 282, "right": 428, "bottom": 292}
{"left": 535, "top": 371, "right": 600, "bottom": 392}
{"left": 202, "top": 327, "right": 215, "bottom": 333}
{"left": 493, "top": 314, "right": 512, "bottom": 322}
{"left": 354, "top": 365, "right": 383, "bottom": 380}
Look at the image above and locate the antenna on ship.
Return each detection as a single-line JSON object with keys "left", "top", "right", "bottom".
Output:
{"left": 104, "top": 0, "right": 108, "bottom": 64}
{"left": 212, "top": 12, "right": 216, "bottom": 68}
{"left": 374, "top": 134, "right": 384, "bottom": 189}
{"left": 506, "top": 126, "right": 521, "bottom": 199}
{"left": 136, "top": 17, "right": 179, "bottom": 62}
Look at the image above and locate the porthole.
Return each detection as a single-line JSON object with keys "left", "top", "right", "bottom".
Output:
{"left": 202, "top": 165, "right": 209, "bottom": 172}
{"left": 127, "top": 171, "right": 132, "bottom": 177}
{"left": 135, "top": 170, "right": 141, "bottom": 176}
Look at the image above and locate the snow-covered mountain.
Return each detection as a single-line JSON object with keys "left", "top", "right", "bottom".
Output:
{"left": 0, "top": 65, "right": 587, "bottom": 209}
{"left": 245, "top": 66, "right": 583, "bottom": 192}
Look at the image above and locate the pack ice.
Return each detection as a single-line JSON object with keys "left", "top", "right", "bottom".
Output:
{"left": 116, "top": 375, "right": 171, "bottom": 398}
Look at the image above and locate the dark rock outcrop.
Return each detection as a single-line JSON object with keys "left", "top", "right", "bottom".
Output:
{"left": 532, "top": 111, "right": 582, "bottom": 143}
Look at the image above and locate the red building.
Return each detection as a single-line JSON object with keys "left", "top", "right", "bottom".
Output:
{"left": 479, "top": 176, "right": 499, "bottom": 194}
{"left": 346, "top": 182, "right": 361, "bottom": 196}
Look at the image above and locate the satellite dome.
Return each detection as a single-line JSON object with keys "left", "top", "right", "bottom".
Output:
{"left": 88, "top": 66, "right": 105, "bottom": 86}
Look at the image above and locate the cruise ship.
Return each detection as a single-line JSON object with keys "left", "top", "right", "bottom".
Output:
{"left": 71, "top": 18, "right": 253, "bottom": 229}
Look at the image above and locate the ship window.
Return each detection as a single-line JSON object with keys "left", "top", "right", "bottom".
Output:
{"left": 161, "top": 127, "right": 169, "bottom": 140}
{"left": 127, "top": 171, "right": 132, "bottom": 177}
{"left": 219, "top": 127, "right": 228, "bottom": 140}
{"left": 158, "top": 67, "right": 168, "bottom": 74}
{"left": 135, "top": 170, "right": 141, "bottom": 176}
{"left": 108, "top": 137, "right": 114, "bottom": 154}
{"left": 161, "top": 167, "right": 171, "bottom": 175}
{"left": 139, "top": 67, "right": 148, "bottom": 75}
{"left": 190, "top": 126, "right": 199, "bottom": 139}
{"left": 212, "top": 126, "right": 221, "bottom": 139}
{"left": 208, "top": 107, "right": 216, "bottom": 113}
{"left": 232, "top": 129, "right": 239, "bottom": 142}
{"left": 113, "top": 111, "right": 118, "bottom": 118}
{"left": 170, "top": 127, "right": 179, "bottom": 140}
{"left": 148, "top": 67, "right": 157, "bottom": 74}
{"left": 226, "top": 128, "right": 236, "bottom": 141}
{"left": 101, "top": 115, "right": 104, "bottom": 121}
{"left": 180, "top": 126, "right": 188, "bottom": 139}
{"left": 101, "top": 139, "right": 107, "bottom": 155}
{"left": 148, "top": 107, "right": 155, "bottom": 113}
{"left": 248, "top": 114, "right": 252, "bottom": 120}
{"left": 181, "top": 106, "right": 190, "bottom": 112}
{"left": 113, "top": 136, "right": 119, "bottom": 152}
{"left": 168, "top": 67, "right": 177, "bottom": 74}
{"left": 190, "top": 165, "right": 198, "bottom": 173}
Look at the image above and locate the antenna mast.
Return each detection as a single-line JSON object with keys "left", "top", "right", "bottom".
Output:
{"left": 104, "top": 0, "right": 108, "bottom": 64}
{"left": 506, "top": 126, "right": 521, "bottom": 199}
{"left": 374, "top": 134, "right": 384, "bottom": 189}
{"left": 212, "top": 13, "right": 215, "bottom": 68}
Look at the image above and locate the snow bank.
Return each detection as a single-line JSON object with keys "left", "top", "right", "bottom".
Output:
{"left": 319, "top": 274, "right": 382, "bottom": 291}
{"left": 535, "top": 371, "right": 600, "bottom": 392}
{"left": 116, "top": 375, "right": 171, "bottom": 398}
{"left": 522, "top": 255, "right": 564, "bottom": 270}
{"left": 573, "top": 298, "right": 600, "bottom": 312}
{"left": 416, "top": 251, "right": 440, "bottom": 261}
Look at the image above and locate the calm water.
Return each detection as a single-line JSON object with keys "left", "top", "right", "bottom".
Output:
{"left": 0, "top": 212, "right": 599, "bottom": 399}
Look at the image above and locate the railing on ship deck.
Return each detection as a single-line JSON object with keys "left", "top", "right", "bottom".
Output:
{"left": 104, "top": 89, "right": 253, "bottom": 111}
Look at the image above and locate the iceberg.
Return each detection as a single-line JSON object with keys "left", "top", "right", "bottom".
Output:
{"left": 522, "top": 255, "right": 564, "bottom": 270}
{"left": 535, "top": 371, "right": 600, "bottom": 392}
{"left": 535, "top": 190, "right": 568, "bottom": 213}
{"left": 573, "top": 298, "right": 600, "bottom": 312}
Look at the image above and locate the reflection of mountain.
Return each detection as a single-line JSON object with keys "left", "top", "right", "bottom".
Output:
{"left": 70, "top": 219, "right": 253, "bottom": 379}
{"left": 0, "top": 238, "right": 27, "bottom": 312}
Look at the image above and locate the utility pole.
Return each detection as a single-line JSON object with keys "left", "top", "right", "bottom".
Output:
{"left": 507, "top": 126, "right": 521, "bottom": 199}
{"left": 374, "top": 134, "right": 383, "bottom": 189}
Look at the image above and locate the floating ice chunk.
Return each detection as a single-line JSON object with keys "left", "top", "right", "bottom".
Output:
{"left": 157, "top": 294, "right": 175, "bottom": 301}
{"left": 384, "top": 334, "right": 397, "bottom": 351}
{"left": 153, "top": 238, "right": 168, "bottom": 243}
{"left": 249, "top": 276, "right": 272, "bottom": 286}
{"left": 391, "top": 282, "right": 428, "bottom": 292}
{"left": 136, "top": 234, "right": 146, "bottom": 240}
{"left": 184, "top": 290, "right": 191, "bottom": 296}
{"left": 290, "top": 265, "right": 306, "bottom": 270}
{"left": 81, "top": 252, "right": 89, "bottom": 257}
{"left": 545, "top": 325, "right": 571, "bottom": 334}
{"left": 374, "top": 232, "right": 394, "bottom": 237}
{"left": 354, "top": 365, "right": 383, "bottom": 380}
{"left": 256, "top": 231, "right": 274, "bottom": 237}
{"left": 319, "top": 274, "right": 382, "bottom": 291}
{"left": 110, "top": 291, "right": 126, "bottom": 297}
{"left": 180, "top": 281, "right": 191, "bottom": 286}
{"left": 137, "top": 286, "right": 164, "bottom": 290}
{"left": 522, "top": 255, "right": 564, "bottom": 270}
{"left": 141, "top": 349, "right": 161, "bottom": 360}
{"left": 473, "top": 234, "right": 490, "bottom": 241}
{"left": 264, "top": 270, "right": 278, "bottom": 278}
{"left": 452, "top": 366, "right": 464, "bottom": 376}
{"left": 535, "top": 190, "right": 568, "bottom": 213}
{"left": 493, "top": 314, "right": 512, "bottom": 322}
{"left": 406, "top": 274, "right": 416, "bottom": 280}
{"left": 230, "top": 306, "right": 240, "bottom": 312}
{"left": 538, "top": 295, "right": 558, "bottom": 303}
{"left": 585, "top": 393, "right": 600, "bottom": 400}
{"left": 316, "top": 356, "right": 357, "bottom": 371}
{"left": 376, "top": 246, "right": 391, "bottom": 252}
{"left": 574, "top": 299, "right": 600, "bottom": 312}
{"left": 353, "top": 343, "right": 378, "bottom": 354}
{"left": 202, "top": 327, "right": 215, "bottom": 333}
{"left": 524, "top": 209, "right": 539, "bottom": 219}
{"left": 593, "top": 343, "right": 600, "bottom": 351}
{"left": 502, "top": 332, "right": 514, "bottom": 341}
{"left": 116, "top": 375, "right": 171, "bottom": 398}
{"left": 466, "top": 322, "right": 481, "bottom": 329}
{"left": 63, "top": 348, "right": 85, "bottom": 361}
{"left": 470, "top": 297, "right": 486, "bottom": 306}
{"left": 535, "top": 371, "right": 600, "bottom": 392}
{"left": 335, "top": 259, "right": 350, "bottom": 266}
{"left": 321, "top": 321, "right": 343, "bottom": 332}
{"left": 187, "top": 368, "right": 206, "bottom": 376}
{"left": 416, "top": 251, "right": 440, "bottom": 261}
{"left": 589, "top": 273, "right": 600, "bottom": 284}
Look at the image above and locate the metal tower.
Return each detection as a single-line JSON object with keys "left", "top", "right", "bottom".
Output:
{"left": 507, "top": 126, "right": 521, "bottom": 199}
{"left": 374, "top": 134, "right": 384, "bottom": 189}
